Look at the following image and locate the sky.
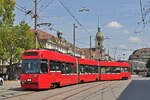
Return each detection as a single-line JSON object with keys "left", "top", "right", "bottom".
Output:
{"left": 14, "top": 0, "right": 150, "bottom": 60}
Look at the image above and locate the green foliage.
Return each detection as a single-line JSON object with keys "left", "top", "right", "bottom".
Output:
{"left": 0, "top": 26, "right": 11, "bottom": 62}
{"left": 0, "top": 0, "right": 35, "bottom": 65}
{"left": 15, "top": 21, "right": 34, "bottom": 50}
{"left": 146, "top": 58, "right": 150, "bottom": 69}
{"left": 0, "top": 0, "right": 16, "bottom": 26}
{"left": 0, "top": 21, "right": 34, "bottom": 64}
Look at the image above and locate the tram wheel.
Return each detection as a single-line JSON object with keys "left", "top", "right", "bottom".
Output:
{"left": 80, "top": 80, "right": 84, "bottom": 83}
{"left": 51, "top": 83, "right": 57, "bottom": 89}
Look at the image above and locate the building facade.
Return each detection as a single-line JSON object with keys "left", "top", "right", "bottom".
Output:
{"left": 128, "top": 48, "right": 150, "bottom": 74}
{"left": 37, "top": 30, "right": 85, "bottom": 58}
{"left": 129, "top": 48, "right": 150, "bottom": 62}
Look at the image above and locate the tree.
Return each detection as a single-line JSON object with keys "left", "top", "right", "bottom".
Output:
{"left": 0, "top": 26, "right": 11, "bottom": 64}
{"left": 0, "top": 21, "right": 34, "bottom": 79}
{"left": 146, "top": 58, "right": 150, "bottom": 69}
{"left": 0, "top": 0, "right": 16, "bottom": 26}
{"left": 0, "top": 0, "right": 36, "bottom": 79}
{"left": 13, "top": 21, "right": 34, "bottom": 63}
{"left": 0, "top": 0, "right": 34, "bottom": 64}
{"left": 3, "top": 21, "right": 34, "bottom": 65}
{"left": 0, "top": 0, "right": 16, "bottom": 64}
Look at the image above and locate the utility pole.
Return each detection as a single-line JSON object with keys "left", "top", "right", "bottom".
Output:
{"left": 73, "top": 24, "right": 77, "bottom": 56}
{"left": 34, "top": 0, "right": 38, "bottom": 49}
{"left": 90, "top": 35, "right": 92, "bottom": 59}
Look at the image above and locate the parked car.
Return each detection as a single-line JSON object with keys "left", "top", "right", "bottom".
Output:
{"left": 0, "top": 77, "right": 4, "bottom": 86}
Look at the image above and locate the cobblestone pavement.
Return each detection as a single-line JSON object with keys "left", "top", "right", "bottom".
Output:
{"left": 0, "top": 79, "right": 132, "bottom": 100}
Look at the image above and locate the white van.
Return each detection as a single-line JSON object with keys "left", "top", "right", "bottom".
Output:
{"left": 0, "top": 77, "right": 4, "bottom": 86}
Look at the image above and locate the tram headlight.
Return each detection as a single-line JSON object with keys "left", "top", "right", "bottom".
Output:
{"left": 27, "top": 78, "right": 32, "bottom": 82}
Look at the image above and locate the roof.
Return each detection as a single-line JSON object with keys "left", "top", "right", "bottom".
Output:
{"left": 78, "top": 58, "right": 99, "bottom": 65}
{"left": 129, "top": 48, "right": 150, "bottom": 61}
{"left": 96, "top": 31, "right": 104, "bottom": 38}
{"left": 32, "top": 29, "right": 84, "bottom": 54}
{"left": 22, "top": 49, "right": 76, "bottom": 63}
{"left": 82, "top": 48, "right": 101, "bottom": 60}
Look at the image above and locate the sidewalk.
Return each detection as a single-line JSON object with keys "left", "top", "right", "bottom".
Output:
{"left": 4, "top": 80, "right": 20, "bottom": 84}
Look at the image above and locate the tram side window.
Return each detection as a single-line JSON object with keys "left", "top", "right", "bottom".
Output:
{"left": 65, "top": 63, "right": 72, "bottom": 74}
{"left": 49, "top": 60, "right": 76, "bottom": 74}
{"left": 101, "top": 67, "right": 106, "bottom": 74}
{"left": 68, "top": 63, "right": 76, "bottom": 74}
{"left": 49, "top": 60, "right": 61, "bottom": 72}
{"left": 85, "top": 65, "right": 89, "bottom": 74}
{"left": 70, "top": 64, "right": 76, "bottom": 74}
{"left": 61, "top": 62, "right": 76, "bottom": 74}
{"left": 91, "top": 66, "right": 94, "bottom": 73}
{"left": 111, "top": 67, "right": 120, "bottom": 73}
{"left": 55, "top": 62, "right": 61, "bottom": 71}
{"left": 89, "top": 65, "right": 96, "bottom": 73}
{"left": 120, "top": 67, "right": 124, "bottom": 72}
{"left": 79, "top": 64, "right": 85, "bottom": 74}
{"left": 49, "top": 60, "right": 55, "bottom": 71}
{"left": 95, "top": 66, "right": 98, "bottom": 73}
{"left": 93, "top": 65, "right": 98, "bottom": 73}
{"left": 80, "top": 65, "right": 98, "bottom": 74}
{"left": 105, "top": 66, "right": 111, "bottom": 74}
{"left": 40, "top": 59, "right": 48, "bottom": 73}
{"left": 124, "top": 67, "right": 129, "bottom": 72}
{"left": 121, "top": 67, "right": 129, "bottom": 72}
{"left": 88, "top": 66, "right": 92, "bottom": 73}
{"left": 61, "top": 63, "right": 66, "bottom": 74}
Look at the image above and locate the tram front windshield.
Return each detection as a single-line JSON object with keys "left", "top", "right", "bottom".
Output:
{"left": 22, "top": 59, "right": 48, "bottom": 74}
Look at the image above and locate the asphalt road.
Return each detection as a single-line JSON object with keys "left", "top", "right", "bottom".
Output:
{"left": 117, "top": 76, "right": 150, "bottom": 100}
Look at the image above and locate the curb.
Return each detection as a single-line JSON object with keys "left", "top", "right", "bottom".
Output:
{"left": 4, "top": 80, "right": 20, "bottom": 84}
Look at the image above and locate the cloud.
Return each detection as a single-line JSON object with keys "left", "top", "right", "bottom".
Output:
{"left": 128, "top": 37, "right": 141, "bottom": 43}
{"left": 121, "top": 30, "right": 130, "bottom": 34}
{"left": 119, "top": 44, "right": 126, "bottom": 49}
{"left": 78, "top": 27, "right": 95, "bottom": 33}
{"left": 107, "top": 21, "right": 123, "bottom": 29}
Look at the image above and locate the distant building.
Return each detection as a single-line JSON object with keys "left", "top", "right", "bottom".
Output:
{"left": 82, "top": 17, "right": 112, "bottom": 60}
{"left": 129, "top": 48, "right": 150, "bottom": 62}
{"left": 128, "top": 48, "right": 150, "bottom": 74}
{"left": 128, "top": 60, "right": 146, "bottom": 74}
{"left": 37, "top": 30, "right": 85, "bottom": 58}
{"left": 95, "top": 17, "right": 105, "bottom": 58}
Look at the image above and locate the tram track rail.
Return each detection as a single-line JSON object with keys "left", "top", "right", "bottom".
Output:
{"left": 42, "top": 81, "right": 106, "bottom": 100}
{"left": 42, "top": 80, "right": 126, "bottom": 100}
{"left": 0, "top": 81, "right": 104, "bottom": 100}
{"left": 0, "top": 90, "right": 11, "bottom": 94}
{"left": 79, "top": 80, "right": 129, "bottom": 100}
{"left": 61, "top": 82, "right": 108, "bottom": 100}
{"left": 0, "top": 80, "right": 129, "bottom": 100}
{"left": 0, "top": 90, "right": 38, "bottom": 100}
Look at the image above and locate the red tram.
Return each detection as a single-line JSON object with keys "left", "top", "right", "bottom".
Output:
{"left": 20, "top": 49, "right": 130, "bottom": 89}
